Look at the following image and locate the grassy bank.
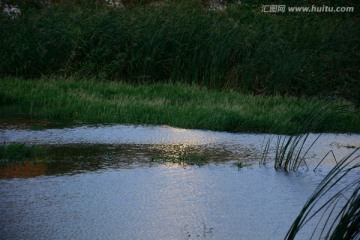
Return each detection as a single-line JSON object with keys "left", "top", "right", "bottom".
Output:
{"left": 1, "top": 0, "right": 359, "bottom": 105}
{"left": 1, "top": 77, "right": 360, "bottom": 133}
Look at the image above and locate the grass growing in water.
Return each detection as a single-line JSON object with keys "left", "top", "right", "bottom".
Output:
{"left": 260, "top": 133, "right": 321, "bottom": 172}
{"left": 1, "top": 78, "right": 360, "bottom": 134}
{"left": 285, "top": 148, "right": 360, "bottom": 239}
{"left": 260, "top": 102, "right": 348, "bottom": 171}
{"left": 233, "top": 161, "right": 244, "bottom": 169}
{"left": 272, "top": 133, "right": 320, "bottom": 171}
{"left": 0, "top": 143, "right": 46, "bottom": 162}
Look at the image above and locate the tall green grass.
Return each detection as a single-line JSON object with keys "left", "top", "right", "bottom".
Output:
{"left": 1, "top": 78, "right": 360, "bottom": 133}
{"left": 1, "top": 0, "right": 359, "bottom": 105}
{"left": 285, "top": 148, "right": 360, "bottom": 239}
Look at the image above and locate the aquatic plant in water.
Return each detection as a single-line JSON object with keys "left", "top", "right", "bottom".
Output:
{"left": 260, "top": 102, "right": 335, "bottom": 172}
{"left": 233, "top": 161, "right": 243, "bottom": 169}
{"left": 273, "top": 133, "right": 321, "bottom": 172}
{"left": 285, "top": 148, "right": 360, "bottom": 240}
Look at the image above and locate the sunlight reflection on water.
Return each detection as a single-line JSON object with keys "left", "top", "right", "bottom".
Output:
{"left": 0, "top": 124, "right": 359, "bottom": 239}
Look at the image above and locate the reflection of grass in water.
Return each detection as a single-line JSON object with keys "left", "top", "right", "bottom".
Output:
{"left": 0, "top": 143, "right": 46, "bottom": 162}
{"left": 150, "top": 153, "right": 207, "bottom": 166}
{"left": 0, "top": 143, "right": 209, "bottom": 167}
{"left": 0, "top": 144, "right": 101, "bottom": 164}
{"left": 29, "top": 124, "right": 48, "bottom": 131}
{"left": 286, "top": 148, "right": 360, "bottom": 239}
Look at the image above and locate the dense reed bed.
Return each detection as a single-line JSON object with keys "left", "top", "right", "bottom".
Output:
{"left": 1, "top": 78, "right": 360, "bottom": 133}
{"left": 1, "top": 0, "right": 359, "bottom": 105}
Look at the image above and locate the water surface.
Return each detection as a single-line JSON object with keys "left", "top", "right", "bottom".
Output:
{"left": 0, "top": 124, "right": 359, "bottom": 239}
{"left": 1, "top": 164, "right": 331, "bottom": 240}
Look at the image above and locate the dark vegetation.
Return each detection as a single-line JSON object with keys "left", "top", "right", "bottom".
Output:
{"left": 1, "top": 0, "right": 359, "bottom": 106}
{"left": 286, "top": 148, "right": 360, "bottom": 240}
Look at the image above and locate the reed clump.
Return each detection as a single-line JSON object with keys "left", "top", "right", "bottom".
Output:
{"left": 259, "top": 102, "right": 346, "bottom": 171}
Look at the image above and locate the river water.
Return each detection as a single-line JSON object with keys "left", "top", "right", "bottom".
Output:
{"left": 0, "top": 123, "right": 359, "bottom": 239}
